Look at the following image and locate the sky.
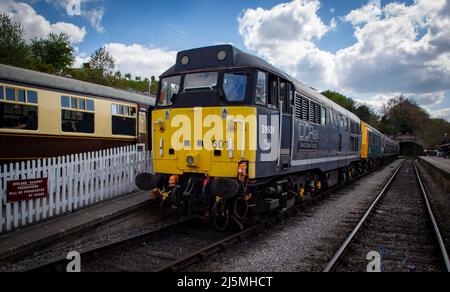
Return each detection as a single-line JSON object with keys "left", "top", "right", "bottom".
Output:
{"left": 1, "top": 0, "right": 449, "bottom": 121}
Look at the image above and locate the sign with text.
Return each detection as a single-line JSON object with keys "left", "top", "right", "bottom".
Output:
{"left": 6, "top": 178, "right": 48, "bottom": 203}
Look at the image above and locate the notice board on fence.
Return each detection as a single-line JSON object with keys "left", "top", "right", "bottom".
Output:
{"left": 6, "top": 178, "right": 49, "bottom": 203}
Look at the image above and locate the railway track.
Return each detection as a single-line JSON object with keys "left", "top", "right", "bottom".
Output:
{"left": 22, "top": 160, "right": 395, "bottom": 272}
{"left": 323, "top": 159, "right": 450, "bottom": 272}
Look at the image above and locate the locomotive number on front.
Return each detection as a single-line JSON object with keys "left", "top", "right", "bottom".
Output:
{"left": 261, "top": 125, "right": 276, "bottom": 135}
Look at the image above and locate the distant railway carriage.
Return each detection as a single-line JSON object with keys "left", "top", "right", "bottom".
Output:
{"left": 0, "top": 64, "right": 155, "bottom": 161}
{"left": 135, "top": 45, "right": 399, "bottom": 229}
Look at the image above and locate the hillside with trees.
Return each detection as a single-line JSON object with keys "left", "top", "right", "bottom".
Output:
{"left": 0, "top": 13, "right": 158, "bottom": 95}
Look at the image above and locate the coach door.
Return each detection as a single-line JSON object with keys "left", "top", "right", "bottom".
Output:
{"left": 279, "top": 79, "right": 292, "bottom": 169}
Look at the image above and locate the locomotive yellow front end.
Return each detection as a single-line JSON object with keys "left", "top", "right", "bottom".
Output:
{"left": 145, "top": 107, "right": 257, "bottom": 229}
{"left": 152, "top": 107, "right": 257, "bottom": 178}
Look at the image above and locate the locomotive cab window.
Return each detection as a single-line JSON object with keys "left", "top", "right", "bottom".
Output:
{"left": 61, "top": 96, "right": 94, "bottom": 134}
{"left": 112, "top": 103, "right": 137, "bottom": 136}
{"left": 279, "top": 80, "right": 289, "bottom": 113}
{"left": 268, "top": 74, "right": 278, "bottom": 109}
{"left": 255, "top": 71, "right": 267, "bottom": 105}
{"left": 223, "top": 72, "right": 248, "bottom": 102}
{"left": 184, "top": 72, "right": 218, "bottom": 91}
{"left": 0, "top": 86, "right": 38, "bottom": 131}
{"left": 158, "top": 75, "right": 181, "bottom": 106}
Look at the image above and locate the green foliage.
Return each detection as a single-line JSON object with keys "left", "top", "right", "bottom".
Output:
{"left": 322, "top": 90, "right": 356, "bottom": 112}
{"left": 30, "top": 33, "right": 74, "bottom": 73}
{"left": 89, "top": 47, "right": 115, "bottom": 80}
{"left": 321, "top": 90, "right": 380, "bottom": 127}
{"left": 0, "top": 13, "right": 29, "bottom": 68}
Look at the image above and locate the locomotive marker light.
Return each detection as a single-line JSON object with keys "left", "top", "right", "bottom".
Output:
{"left": 217, "top": 50, "right": 227, "bottom": 61}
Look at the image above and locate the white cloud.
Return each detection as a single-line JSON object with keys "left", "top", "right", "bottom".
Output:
{"left": 431, "top": 108, "right": 450, "bottom": 121}
{"left": 238, "top": 0, "right": 450, "bottom": 120}
{"left": 84, "top": 7, "right": 104, "bottom": 33}
{"left": 0, "top": 0, "right": 86, "bottom": 43}
{"left": 238, "top": 0, "right": 336, "bottom": 89}
{"left": 73, "top": 47, "right": 89, "bottom": 68}
{"left": 336, "top": 0, "right": 450, "bottom": 95}
{"left": 344, "top": 0, "right": 381, "bottom": 26}
{"left": 104, "top": 43, "right": 177, "bottom": 78}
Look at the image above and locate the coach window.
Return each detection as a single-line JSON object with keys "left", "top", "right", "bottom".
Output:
{"left": 0, "top": 86, "right": 38, "bottom": 131}
{"left": 112, "top": 103, "right": 137, "bottom": 136}
{"left": 61, "top": 96, "right": 95, "bottom": 134}
{"left": 255, "top": 71, "right": 267, "bottom": 105}
{"left": 268, "top": 74, "right": 278, "bottom": 109}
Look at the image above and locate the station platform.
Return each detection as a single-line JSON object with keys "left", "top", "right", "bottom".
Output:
{"left": 419, "top": 157, "right": 450, "bottom": 177}
{"left": 0, "top": 191, "right": 152, "bottom": 261}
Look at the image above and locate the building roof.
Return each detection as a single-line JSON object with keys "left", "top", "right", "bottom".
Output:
{"left": 161, "top": 44, "right": 360, "bottom": 121}
{"left": 0, "top": 63, "right": 155, "bottom": 106}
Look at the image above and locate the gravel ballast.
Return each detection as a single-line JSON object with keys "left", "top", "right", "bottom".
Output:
{"left": 188, "top": 160, "right": 403, "bottom": 272}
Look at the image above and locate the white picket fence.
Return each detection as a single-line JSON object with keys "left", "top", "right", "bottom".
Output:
{"left": 0, "top": 145, "right": 152, "bottom": 234}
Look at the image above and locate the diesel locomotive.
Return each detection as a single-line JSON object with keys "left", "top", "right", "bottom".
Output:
{"left": 136, "top": 45, "right": 399, "bottom": 229}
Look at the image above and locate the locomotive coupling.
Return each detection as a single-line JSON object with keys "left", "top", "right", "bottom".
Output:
{"left": 210, "top": 178, "right": 241, "bottom": 199}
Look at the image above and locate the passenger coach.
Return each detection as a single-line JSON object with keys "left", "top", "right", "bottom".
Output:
{"left": 0, "top": 64, "right": 155, "bottom": 161}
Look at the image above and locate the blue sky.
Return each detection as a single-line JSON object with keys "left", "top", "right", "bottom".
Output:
{"left": 1, "top": 0, "right": 449, "bottom": 120}
{"left": 27, "top": 0, "right": 380, "bottom": 54}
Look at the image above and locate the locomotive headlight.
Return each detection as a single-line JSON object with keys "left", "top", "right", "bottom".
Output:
{"left": 186, "top": 155, "right": 195, "bottom": 166}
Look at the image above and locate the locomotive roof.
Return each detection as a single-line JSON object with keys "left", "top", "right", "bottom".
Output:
{"left": 0, "top": 64, "right": 155, "bottom": 106}
{"left": 161, "top": 44, "right": 360, "bottom": 122}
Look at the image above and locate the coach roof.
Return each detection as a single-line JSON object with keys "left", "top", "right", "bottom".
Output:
{"left": 0, "top": 63, "right": 155, "bottom": 106}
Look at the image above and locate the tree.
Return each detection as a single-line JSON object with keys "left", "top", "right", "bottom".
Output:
{"left": 89, "top": 47, "right": 115, "bottom": 81}
{"left": 114, "top": 71, "right": 122, "bottom": 79}
{"left": 322, "top": 90, "right": 356, "bottom": 112}
{"left": 0, "top": 13, "right": 29, "bottom": 67}
{"left": 124, "top": 73, "right": 132, "bottom": 80}
{"left": 381, "top": 97, "right": 429, "bottom": 136}
{"left": 30, "top": 33, "right": 74, "bottom": 73}
{"left": 355, "top": 104, "right": 380, "bottom": 128}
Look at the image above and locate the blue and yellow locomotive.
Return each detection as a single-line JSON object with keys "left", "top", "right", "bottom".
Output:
{"left": 136, "top": 45, "right": 399, "bottom": 229}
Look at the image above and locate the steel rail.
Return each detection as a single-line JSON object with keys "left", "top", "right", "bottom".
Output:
{"left": 413, "top": 161, "right": 450, "bottom": 272}
{"left": 22, "top": 160, "right": 397, "bottom": 273}
{"left": 322, "top": 159, "right": 407, "bottom": 272}
{"left": 21, "top": 218, "right": 194, "bottom": 272}
{"left": 157, "top": 160, "right": 398, "bottom": 272}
